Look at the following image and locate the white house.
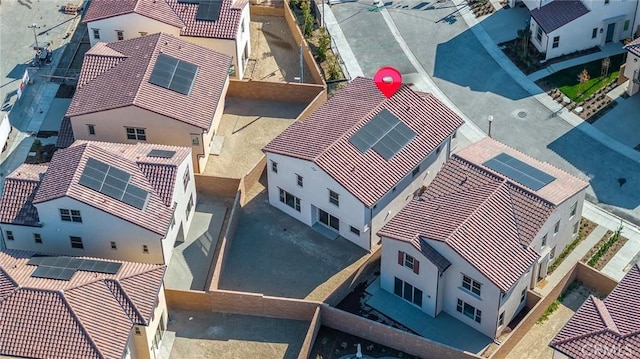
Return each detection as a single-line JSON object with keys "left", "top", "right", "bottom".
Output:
{"left": 378, "top": 138, "right": 589, "bottom": 339}
{"left": 523, "top": 0, "right": 638, "bottom": 60}
{"left": 550, "top": 264, "right": 640, "bottom": 359}
{"left": 623, "top": 37, "right": 640, "bottom": 96}
{"left": 83, "top": 0, "right": 251, "bottom": 78}
{"left": 0, "top": 112, "right": 10, "bottom": 154}
{"left": 64, "top": 33, "right": 231, "bottom": 173}
{"left": 0, "top": 249, "right": 168, "bottom": 359}
{"left": 0, "top": 140, "right": 196, "bottom": 265}
{"left": 262, "top": 77, "right": 464, "bottom": 251}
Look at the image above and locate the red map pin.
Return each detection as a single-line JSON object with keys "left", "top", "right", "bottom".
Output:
{"left": 374, "top": 66, "right": 402, "bottom": 98}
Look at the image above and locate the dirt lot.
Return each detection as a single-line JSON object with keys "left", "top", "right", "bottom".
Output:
{"left": 245, "top": 15, "right": 313, "bottom": 83}
{"left": 168, "top": 309, "right": 309, "bottom": 359}
{"left": 506, "top": 284, "right": 605, "bottom": 359}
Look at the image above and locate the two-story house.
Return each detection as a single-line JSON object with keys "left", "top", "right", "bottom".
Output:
{"left": 0, "top": 249, "right": 168, "bottom": 359}
{"left": 64, "top": 33, "right": 231, "bottom": 173}
{"left": 262, "top": 77, "right": 464, "bottom": 251}
{"left": 83, "top": 0, "right": 251, "bottom": 78}
{"left": 623, "top": 37, "right": 640, "bottom": 96}
{"left": 378, "top": 138, "right": 589, "bottom": 339}
{"left": 522, "top": 0, "right": 638, "bottom": 60}
{"left": 0, "top": 140, "right": 196, "bottom": 265}
{"left": 550, "top": 264, "right": 640, "bottom": 359}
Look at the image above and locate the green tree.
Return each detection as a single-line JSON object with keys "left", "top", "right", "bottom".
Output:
{"left": 317, "top": 27, "right": 330, "bottom": 61}
{"left": 301, "top": 0, "right": 314, "bottom": 38}
{"left": 517, "top": 24, "right": 532, "bottom": 60}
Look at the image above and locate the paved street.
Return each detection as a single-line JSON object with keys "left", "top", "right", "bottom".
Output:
{"left": 329, "top": 0, "right": 640, "bottom": 226}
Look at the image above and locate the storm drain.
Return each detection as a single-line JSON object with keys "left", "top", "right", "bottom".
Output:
{"left": 517, "top": 111, "right": 527, "bottom": 118}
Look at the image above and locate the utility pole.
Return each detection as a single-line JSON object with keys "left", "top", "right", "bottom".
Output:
{"left": 299, "top": 45, "right": 304, "bottom": 83}
{"left": 28, "top": 23, "right": 41, "bottom": 50}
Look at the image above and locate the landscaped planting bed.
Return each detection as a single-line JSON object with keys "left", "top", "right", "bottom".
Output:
{"left": 582, "top": 228, "right": 628, "bottom": 270}
{"left": 548, "top": 218, "right": 597, "bottom": 274}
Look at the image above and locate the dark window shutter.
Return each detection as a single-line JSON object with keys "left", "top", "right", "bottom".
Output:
{"left": 398, "top": 251, "right": 404, "bottom": 265}
{"left": 413, "top": 259, "right": 420, "bottom": 274}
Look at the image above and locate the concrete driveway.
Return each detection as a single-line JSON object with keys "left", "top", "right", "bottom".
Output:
{"left": 329, "top": 0, "right": 640, "bottom": 223}
{"left": 217, "top": 188, "right": 368, "bottom": 300}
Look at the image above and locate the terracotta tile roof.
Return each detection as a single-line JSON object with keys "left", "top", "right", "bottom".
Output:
{"left": 263, "top": 77, "right": 464, "bottom": 207}
{"left": 56, "top": 117, "right": 75, "bottom": 148}
{"left": 530, "top": 0, "right": 590, "bottom": 33}
{"left": 66, "top": 33, "right": 231, "bottom": 130}
{"left": 379, "top": 156, "right": 552, "bottom": 292}
{"left": 83, "top": 0, "right": 185, "bottom": 29}
{"left": 551, "top": 264, "right": 640, "bottom": 358}
{"left": 455, "top": 137, "right": 589, "bottom": 206}
{"left": 624, "top": 37, "right": 640, "bottom": 57}
{"left": 412, "top": 237, "right": 451, "bottom": 273}
{"left": 0, "top": 141, "right": 190, "bottom": 234}
{"left": 0, "top": 249, "right": 165, "bottom": 359}
{"left": 0, "top": 164, "right": 47, "bottom": 226}
{"left": 83, "top": 0, "right": 244, "bottom": 40}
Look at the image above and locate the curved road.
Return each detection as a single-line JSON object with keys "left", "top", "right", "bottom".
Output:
{"left": 328, "top": 0, "right": 640, "bottom": 225}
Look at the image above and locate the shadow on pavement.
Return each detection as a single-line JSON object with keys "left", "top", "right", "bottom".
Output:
{"left": 548, "top": 123, "right": 640, "bottom": 214}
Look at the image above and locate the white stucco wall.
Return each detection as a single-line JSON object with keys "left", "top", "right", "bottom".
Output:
{"left": 624, "top": 52, "right": 640, "bottom": 95}
{"left": 70, "top": 106, "right": 208, "bottom": 173}
{"left": 0, "top": 112, "right": 10, "bottom": 153}
{"left": 86, "top": 14, "right": 181, "bottom": 47}
{"left": 380, "top": 237, "right": 441, "bottom": 317}
{"left": 1, "top": 197, "right": 164, "bottom": 263}
{"left": 129, "top": 286, "right": 168, "bottom": 359}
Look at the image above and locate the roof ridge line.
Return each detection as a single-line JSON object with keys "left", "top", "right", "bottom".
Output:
{"left": 505, "top": 182, "right": 527, "bottom": 249}
{"left": 105, "top": 278, "right": 146, "bottom": 325}
{"left": 592, "top": 296, "right": 620, "bottom": 335}
{"left": 132, "top": 34, "right": 164, "bottom": 108}
{"left": 59, "top": 290, "right": 105, "bottom": 359}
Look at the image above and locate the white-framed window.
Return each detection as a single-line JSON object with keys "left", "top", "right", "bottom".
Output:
{"left": 92, "top": 28, "right": 100, "bottom": 39}
{"left": 70, "top": 236, "right": 84, "bottom": 249}
{"left": 457, "top": 299, "right": 481, "bottom": 323}
{"left": 592, "top": 28, "right": 598, "bottom": 39}
{"left": 536, "top": 26, "right": 542, "bottom": 42}
{"left": 498, "top": 312, "right": 505, "bottom": 326}
{"left": 296, "top": 174, "right": 303, "bottom": 187}
{"left": 34, "top": 233, "right": 42, "bottom": 244}
{"left": 541, "top": 234, "right": 547, "bottom": 247}
{"left": 550, "top": 246, "right": 556, "bottom": 259}
{"left": 520, "top": 288, "right": 526, "bottom": 303}
{"left": 183, "top": 166, "right": 190, "bottom": 190}
{"left": 350, "top": 226, "right": 360, "bottom": 236}
{"left": 271, "top": 160, "right": 278, "bottom": 173}
{"left": 186, "top": 195, "right": 193, "bottom": 217}
{"left": 87, "top": 124, "right": 95, "bottom": 135}
{"left": 6, "top": 231, "right": 14, "bottom": 240}
{"left": 241, "top": 19, "right": 245, "bottom": 33}
{"left": 60, "top": 209, "right": 82, "bottom": 223}
{"left": 329, "top": 189, "right": 339, "bottom": 206}
{"left": 462, "top": 274, "right": 482, "bottom": 296}
{"left": 111, "top": 241, "right": 117, "bottom": 250}
{"left": 116, "top": 30, "right": 124, "bottom": 41}
{"left": 394, "top": 277, "right": 423, "bottom": 307}
{"left": 126, "top": 127, "right": 146, "bottom": 141}
{"left": 318, "top": 208, "right": 339, "bottom": 231}
{"left": 573, "top": 222, "right": 579, "bottom": 234}
{"left": 279, "top": 188, "right": 301, "bottom": 212}
{"left": 191, "top": 135, "right": 200, "bottom": 146}
{"left": 398, "top": 251, "right": 420, "bottom": 274}
{"left": 570, "top": 202, "right": 577, "bottom": 217}
{"left": 552, "top": 36, "right": 560, "bottom": 49}
{"left": 143, "top": 244, "right": 149, "bottom": 253}
{"left": 134, "top": 327, "right": 141, "bottom": 335}
{"left": 554, "top": 220, "right": 560, "bottom": 235}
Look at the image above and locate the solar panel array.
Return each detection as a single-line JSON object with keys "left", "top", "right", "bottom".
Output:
{"left": 196, "top": 0, "right": 223, "bottom": 22}
{"left": 148, "top": 54, "right": 198, "bottom": 95}
{"left": 79, "top": 158, "right": 149, "bottom": 210}
{"left": 483, "top": 152, "right": 556, "bottom": 191}
{"left": 348, "top": 109, "right": 417, "bottom": 160}
{"left": 28, "top": 255, "right": 122, "bottom": 281}
{"left": 147, "top": 149, "right": 176, "bottom": 159}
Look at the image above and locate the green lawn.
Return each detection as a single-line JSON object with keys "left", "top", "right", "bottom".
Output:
{"left": 544, "top": 54, "right": 624, "bottom": 102}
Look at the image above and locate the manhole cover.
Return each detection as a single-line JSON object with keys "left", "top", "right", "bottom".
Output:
{"left": 518, "top": 111, "right": 527, "bottom": 118}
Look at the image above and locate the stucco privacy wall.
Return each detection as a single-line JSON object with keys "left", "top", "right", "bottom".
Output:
{"left": 209, "top": 187, "right": 241, "bottom": 290}
{"left": 299, "top": 307, "right": 322, "bottom": 359}
{"left": 324, "top": 247, "right": 381, "bottom": 306}
{"left": 489, "top": 262, "right": 619, "bottom": 358}
{"left": 250, "top": 3, "right": 326, "bottom": 85}
{"left": 227, "top": 79, "right": 326, "bottom": 102}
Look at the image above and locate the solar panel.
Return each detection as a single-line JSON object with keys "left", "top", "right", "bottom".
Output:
{"left": 31, "top": 265, "right": 75, "bottom": 281}
{"left": 196, "top": 0, "right": 222, "bottom": 22}
{"left": 104, "top": 262, "right": 123, "bottom": 275}
{"left": 348, "top": 109, "right": 416, "bottom": 160}
{"left": 79, "top": 158, "right": 150, "bottom": 210}
{"left": 147, "top": 149, "right": 176, "bottom": 158}
{"left": 483, "top": 153, "right": 556, "bottom": 191}
{"left": 28, "top": 256, "right": 123, "bottom": 280}
{"left": 27, "top": 255, "right": 47, "bottom": 266}
{"left": 149, "top": 54, "right": 198, "bottom": 95}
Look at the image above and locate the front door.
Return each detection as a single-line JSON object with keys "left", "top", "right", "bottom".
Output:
{"left": 606, "top": 23, "right": 616, "bottom": 43}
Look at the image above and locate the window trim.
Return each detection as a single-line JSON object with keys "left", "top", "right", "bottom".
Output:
{"left": 6, "top": 231, "right": 14, "bottom": 240}
{"left": 92, "top": 28, "right": 100, "bottom": 39}
{"left": 87, "top": 124, "right": 95, "bottom": 135}
{"left": 592, "top": 28, "right": 598, "bottom": 39}
{"left": 457, "top": 299, "right": 482, "bottom": 323}
{"left": 116, "top": 30, "right": 124, "bottom": 41}
{"left": 570, "top": 202, "right": 577, "bottom": 217}
{"left": 520, "top": 288, "right": 526, "bottom": 303}
{"left": 296, "top": 174, "right": 303, "bottom": 187}
{"left": 541, "top": 234, "right": 547, "bottom": 247}
{"left": 554, "top": 220, "right": 560, "bottom": 235}
{"left": 60, "top": 209, "right": 82, "bottom": 223}
{"left": 186, "top": 195, "right": 193, "bottom": 217}
{"left": 318, "top": 208, "right": 339, "bottom": 231}
{"left": 498, "top": 312, "right": 505, "bottom": 326}
{"left": 183, "top": 166, "right": 191, "bottom": 191}
{"left": 126, "top": 127, "right": 146, "bottom": 141}
{"left": 350, "top": 226, "right": 360, "bottom": 236}
{"left": 271, "top": 160, "right": 278, "bottom": 173}
{"left": 394, "top": 277, "right": 423, "bottom": 307}
{"left": 110, "top": 241, "right": 117, "bottom": 250}
{"left": 536, "top": 26, "right": 543, "bottom": 42}
{"left": 70, "top": 236, "right": 84, "bottom": 249}
{"left": 552, "top": 36, "right": 560, "bottom": 49}
{"left": 329, "top": 189, "right": 339, "bottom": 207}
{"left": 462, "top": 274, "right": 482, "bottom": 296}
{"left": 279, "top": 188, "right": 301, "bottom": 212}
{"left": 34, "top": 233, "right": 42, "bottom": 244}
{"left": 143, "top": 244, "right": 149, "bottom": 254}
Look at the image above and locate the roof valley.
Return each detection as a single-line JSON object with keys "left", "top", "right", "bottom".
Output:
{"left": 58, "top": 291, "right": 104, "bottom": 359}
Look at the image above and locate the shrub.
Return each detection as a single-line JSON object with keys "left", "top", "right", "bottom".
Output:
{"left": 327, "top": 55, "right": 342, "bottom": 80}
{"left": 577, "top": 69, "right": 590, "bottom": 84}
{"left": 301, "top": 0, "right": 314, "bottom": 38}
{"left": 588, "top": 226, "right": 623, "bottom": 267}
{"left": 317, "top": 28, "right": 330, "bottom": 61}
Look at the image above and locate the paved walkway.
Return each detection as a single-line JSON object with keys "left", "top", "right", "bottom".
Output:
{"left": 365, "top": 278, "right": 492, "bottom": 354}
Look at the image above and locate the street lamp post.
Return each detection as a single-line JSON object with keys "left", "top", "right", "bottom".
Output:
{"left": 488, "top": 115, "right": 493, "bottom": 138}
{"left": 28, "top": 23, "right": 41, "bottom": 50}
